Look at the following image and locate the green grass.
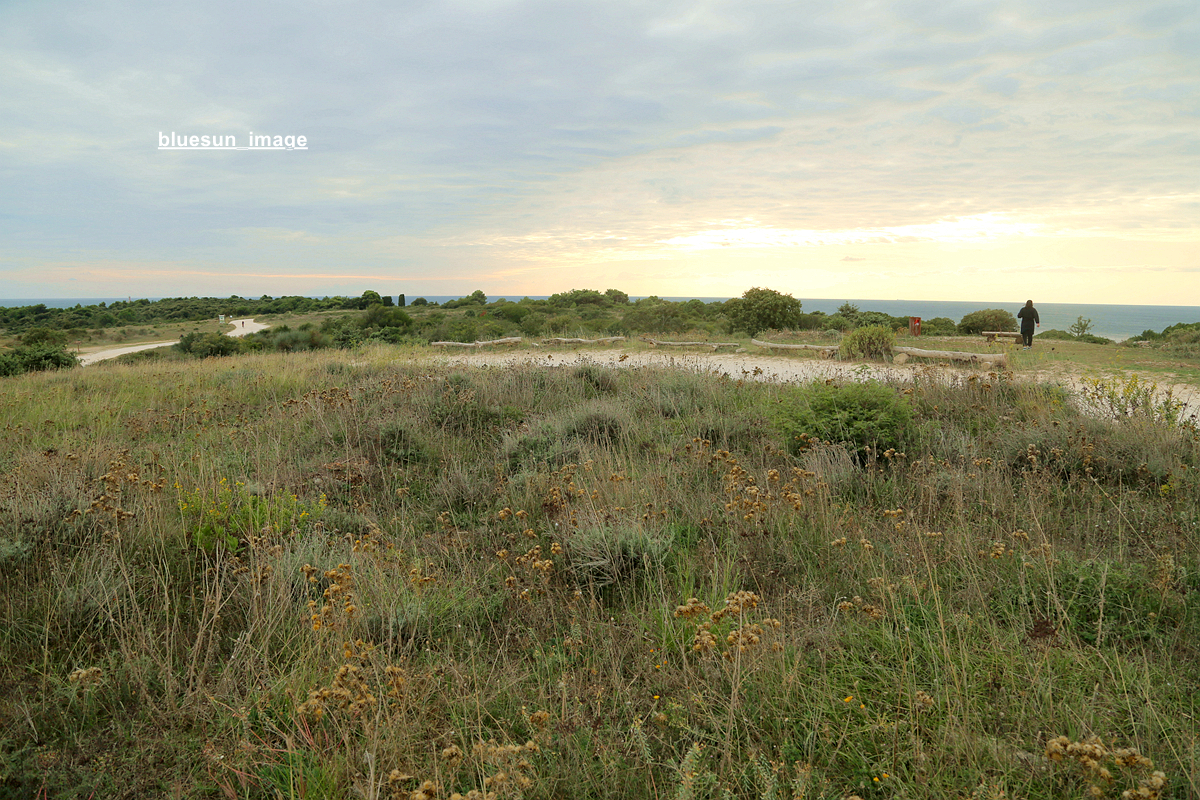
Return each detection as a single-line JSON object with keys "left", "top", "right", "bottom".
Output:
{"left": 0, "top": 345, "right": 1197, "bottom": 799}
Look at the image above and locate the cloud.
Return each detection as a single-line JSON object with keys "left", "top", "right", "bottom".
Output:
{"left": 0, "top": 0, "right": 1196, "bottom": 302}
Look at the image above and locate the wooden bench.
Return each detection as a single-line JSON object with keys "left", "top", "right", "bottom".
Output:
{"left": 981, "top": 331, "right": 1023, "bottom": 344}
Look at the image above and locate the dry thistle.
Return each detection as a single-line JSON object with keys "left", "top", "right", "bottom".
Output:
{"left": 67, "top": 666, "right": 103, "bottom": 688}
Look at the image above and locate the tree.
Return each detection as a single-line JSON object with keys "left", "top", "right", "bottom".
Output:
{"left": 1068, "top": 316, "right": 1094, "bottom": 338}
{"left": 724, "top": 287, "right": 803, "bottom": 336}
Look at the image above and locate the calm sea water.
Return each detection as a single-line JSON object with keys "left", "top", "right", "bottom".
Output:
{"left": 4, "top": 296, "right": 1198, "bottom": 342}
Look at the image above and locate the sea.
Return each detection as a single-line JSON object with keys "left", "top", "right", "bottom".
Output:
{"left": 3, "top": 296, "right": 1199, "bottom": 343}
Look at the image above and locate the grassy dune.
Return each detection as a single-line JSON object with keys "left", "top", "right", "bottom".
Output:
{"left": 1, "top": 346, "right": 1197, "bottom": 799}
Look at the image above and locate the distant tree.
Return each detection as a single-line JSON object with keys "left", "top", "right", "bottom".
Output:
{"left": 442, "top": 290, "right": 487, "bottom": 309}
{"left": 604, "top": 288, "right": 630, "bottom": 305}
{"left": 724, "top": 287, "right": 804, "bottom": 336}
{"left": 550, "top": 289, "right": 608, "bottom": 307}
{"left": 380, "top": 295, "right": 395, "bottom": 307}
{"left": 411, "top": 297, "right": 428, "bottom": 307}
{"left": 397, "top": 294, "right": 406, "bottom": 307}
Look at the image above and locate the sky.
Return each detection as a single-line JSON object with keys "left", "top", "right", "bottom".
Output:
{"left": 1, "top": 0, "right": 1197, "bottom": 305}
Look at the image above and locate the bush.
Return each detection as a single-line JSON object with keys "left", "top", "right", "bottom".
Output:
{"left": 774, "top": 381, "right": 913, "bottom": 458}
{"left": 839, "top": 325, "right": 894, "bottom": 361}
{"left": 19, "top": 327, "right": 69, "bottom": 347}
{"left": 958, "top": 308, "right": 1017, "bottom": 335}
{"left": 0, "top": 343, "right": 80, "bottom": 376}
{"left": 176, "top": 332, "right": 242, "bottom": 358}
{"left": 921, "top": 317, "right": 957, "bottom": 336}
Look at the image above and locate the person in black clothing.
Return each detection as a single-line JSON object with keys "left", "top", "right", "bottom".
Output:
{"left": 1017, "top": 300, "right": 1039, "bottom": 349}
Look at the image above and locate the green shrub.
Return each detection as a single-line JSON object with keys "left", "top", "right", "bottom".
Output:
{"left": 921, "top": 317, "right": 957, "bottom": 336}
{"left": 1038, "top": 328, "right": 1111, "bottom": 345}
{"left": 774, "top": 381, "right": 913, "bottom": 457}
{"left": 958, "top": 308, "right": 1017, "bottom": 335}
{"left": 839, "top": 325, "right": 894, "bottom": 360}
{"left": 0, "top": 343, "right": 80, "bottom": 375}
{"left": 19, "top": 327, "right": 69, "bottom": 347}
{"left": 177, "top": 331, "right": 242, "bottom": 357}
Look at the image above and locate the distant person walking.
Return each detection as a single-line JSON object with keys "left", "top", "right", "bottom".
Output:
{"left": 1017, "top": 300, "right": 1040, "bottom": 349}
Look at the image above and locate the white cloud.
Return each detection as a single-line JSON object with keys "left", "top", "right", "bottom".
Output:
{"left": 0, "top": 0, "right": 1196, "bottom": 302}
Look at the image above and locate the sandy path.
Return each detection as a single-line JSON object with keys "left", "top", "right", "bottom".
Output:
{"left": 430, "top": 346, "right": 1200, "bottom": 420}
{"left": 226, "top": 318, "right": 271, "bottom": 337}
{"left": 77, "top": 341, "right": 178, "bottom": 366}
{"left": 76, "top": 318, "right": 271, "bottom": 365}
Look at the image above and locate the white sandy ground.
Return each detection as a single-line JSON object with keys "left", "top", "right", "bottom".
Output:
{"left": 76, "top": 318, "right": 270, "bottom": 365}
{"left": 427, "top": 346, "right": 1200, "bottom": 422}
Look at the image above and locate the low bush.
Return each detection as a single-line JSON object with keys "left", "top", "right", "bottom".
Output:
{"left": 839, "top": 324, "right": 894, "bottom": 360}
{"left": 920, "top": 316, "right": 957, "bottom": 335}
{"left": 958, "top": 308, "right": 1017, "bottom": 334}
{"left": 177, "top": 331, "right": 242, "bottom": 357}
{"left": 774, "top": 380, "right": 913, "bottom": 457}
{"left": 0, "top": 343, "right": 79, "bottom": 376}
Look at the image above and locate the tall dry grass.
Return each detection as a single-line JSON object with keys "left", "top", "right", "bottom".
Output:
{"left": 0, "top": 347, "right": 1196, "bottom": 799}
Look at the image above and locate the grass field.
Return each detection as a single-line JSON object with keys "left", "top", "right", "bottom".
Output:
{"left": 1, "top": 344, "right": 1197, "bottom": 799}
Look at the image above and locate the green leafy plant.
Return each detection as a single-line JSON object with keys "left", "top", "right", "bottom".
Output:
{"left": 957, "top": 308, "right": 1017, "bottom": 334}
{"left": 773, "top": 380, "right": 913, "bottom": 457}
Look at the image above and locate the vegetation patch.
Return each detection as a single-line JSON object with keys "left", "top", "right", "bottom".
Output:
{"left": 0, "top": 345, "right": 1197, "bottom": 799}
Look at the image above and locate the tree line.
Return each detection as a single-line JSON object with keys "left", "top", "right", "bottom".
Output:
{"left": 0, "top": 294, "right": 397, "bottom": 336}
{"left": 2, "top": 287, "right": 1037, "bottom": 373}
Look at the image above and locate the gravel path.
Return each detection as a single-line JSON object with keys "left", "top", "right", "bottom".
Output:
{"left": 76, "top": 318, "right": 270, "bottom": 365}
